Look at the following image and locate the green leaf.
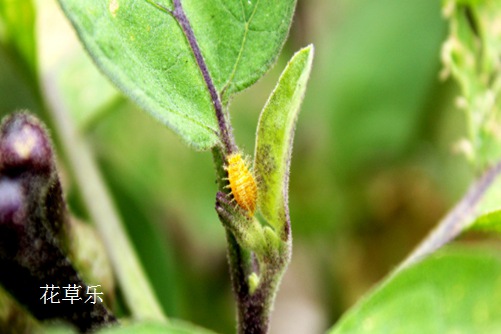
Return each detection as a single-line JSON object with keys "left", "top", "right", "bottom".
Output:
{"left": 57, "top": 0, "right": 296, "bottom": 150}
{"left": 194, "top": 0, "right": 297, "bottom": 102}
{"left": 254, "top": 45, "right": 314, "bottom": 232}
{"left": 97, "top": 320, "right": 218, "bottom": 334}
{"left": 328, "top": 247, "right": 501, "bottom": 334}
{"left": 471, "top": 210, "right": 501, "bottom": 233}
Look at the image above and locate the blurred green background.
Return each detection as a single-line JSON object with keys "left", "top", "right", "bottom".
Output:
{"left": 0, "top": 0, "right": 478, "bottom": 333}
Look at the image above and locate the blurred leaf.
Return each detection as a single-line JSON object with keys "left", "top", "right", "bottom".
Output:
{"left": 0, "top": 0, "right": 41, "bottom": 118}
{"left": 97, "top": 320, "right": 218, "bottom": 334}
{"left": 313, "top": 0, "right": 446, "bottom": 177}
{"left": 285, "top": 0, "right": 447, "bottom": 237}
{"left": 0, "top": 285, "right": 40, "bottom": 333}
{"left": 0, "top": 0, "right": 37, "bottom": 76}
{"left": 41, "top": 324, "right": 77, "bottom": 334}
{"left": 42, "top": 328, "right": 75, "bottom": 334}
{"left": 91, "top": 101, "right": 222, "bottom": 247}
{"left": 57, "top": 0, "right": 297, "bottom": 150}
{"left": 328, "top": 247, "right": 501, "bottom": 334}
{"left": 471, "top": 210, "right": 501, "bottom": 233}
{"left": 91, "top": 102, "right": 235, "bottom": 329}
{"left": 0, "top": 47, "right": 40, "bottom": 117}
{"left": 254, "top": 45, "right": 313, "bottom": 231}
{"left": 100, "top": 166, "right": 182, "bottom": 316}
{"left": 55, "top": 51, "right": 120, "bottom": 130}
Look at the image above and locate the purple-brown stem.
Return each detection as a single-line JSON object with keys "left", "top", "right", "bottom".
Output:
{"left": 150, "top": 1, "right": 292, "bottom": 332}
{"left": 395, "top": 159, "right": 501, "bottom": 274}
{"left": 216, "top": 192, "right": 291, "bottom": 334}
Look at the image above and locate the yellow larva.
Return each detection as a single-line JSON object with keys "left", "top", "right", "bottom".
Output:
{"left": 226, "top": 153, "right": 258, "bottom": 215}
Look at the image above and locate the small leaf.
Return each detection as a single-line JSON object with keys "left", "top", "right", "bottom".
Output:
{"left": 57, "top": 0, "right": 297, "bottom": 149}
{"left": 471, "top": 210, "right": 501, "bottom": 233}
{"left": 467, "top": 166, "right": 501, "bottom": 234}
{"left": 328, "top": 247, "right": 501, "bottom": 334}
{"left": 254, "top": 45, "right": 314, "bottom": 232}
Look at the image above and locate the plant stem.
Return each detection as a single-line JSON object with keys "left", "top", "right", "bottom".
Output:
{"left": 42, "top": 74, "right": 166, "bottom": 322}
{"left": 394, "top": 159, "right": 501, "bottom": 275}
{"left": 214, "top": 188, "right": 292, "bottom": 334}
{"left": 163, "top": 1, "right": 288, "bottom": 332}
{"left": 225, "top": 234, "right": 267, "bottom": 334}
{"left": 224, "top": 231, "right": 290, "bottom": 334}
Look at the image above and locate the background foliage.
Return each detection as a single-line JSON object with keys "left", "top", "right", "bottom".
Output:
{"left": 2, "top": 0, "right": 497, "bottom": 333}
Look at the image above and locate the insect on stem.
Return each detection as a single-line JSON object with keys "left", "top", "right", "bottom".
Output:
{"left": 226, "top": 153, "right": 258, "bottom": 216}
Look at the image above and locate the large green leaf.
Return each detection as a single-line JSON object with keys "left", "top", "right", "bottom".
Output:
{"left": 57, "top": 0, "right": 296, "bottom": 150}
{"left": 188, "top": 0, "right": 297, "bottom": 102}
{"left": 328, "top": 247, "right": 501, "bottom": 334}
{"left": 254, "top": 45, "right": 314, "bottom": 232}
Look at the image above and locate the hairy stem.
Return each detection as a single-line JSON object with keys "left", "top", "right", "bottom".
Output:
{"left": 222, "top": 221, "right": 286, "bottom": 334}
{"left": 215, "top": 151, "right": 272, "bottom": 333}
{"left": 158, "top": 1, "right": 288, "bottom": 331}
{"left": 394, "top": 159, "right": 501, "bottom": 274}
{"left": 42, "top": 74, "right": 166, "bottom": 322}
{"left": 215, "top": 189, "right": 291, "bottom": 334}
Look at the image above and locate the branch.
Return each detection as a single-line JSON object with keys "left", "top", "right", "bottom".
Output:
{"left": 394, "top": 159, "right": 501, "bottom": 274}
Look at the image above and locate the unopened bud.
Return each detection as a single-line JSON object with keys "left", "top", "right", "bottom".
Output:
{"left": 0, "top": 112, "right": 54, "bottom": 176}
